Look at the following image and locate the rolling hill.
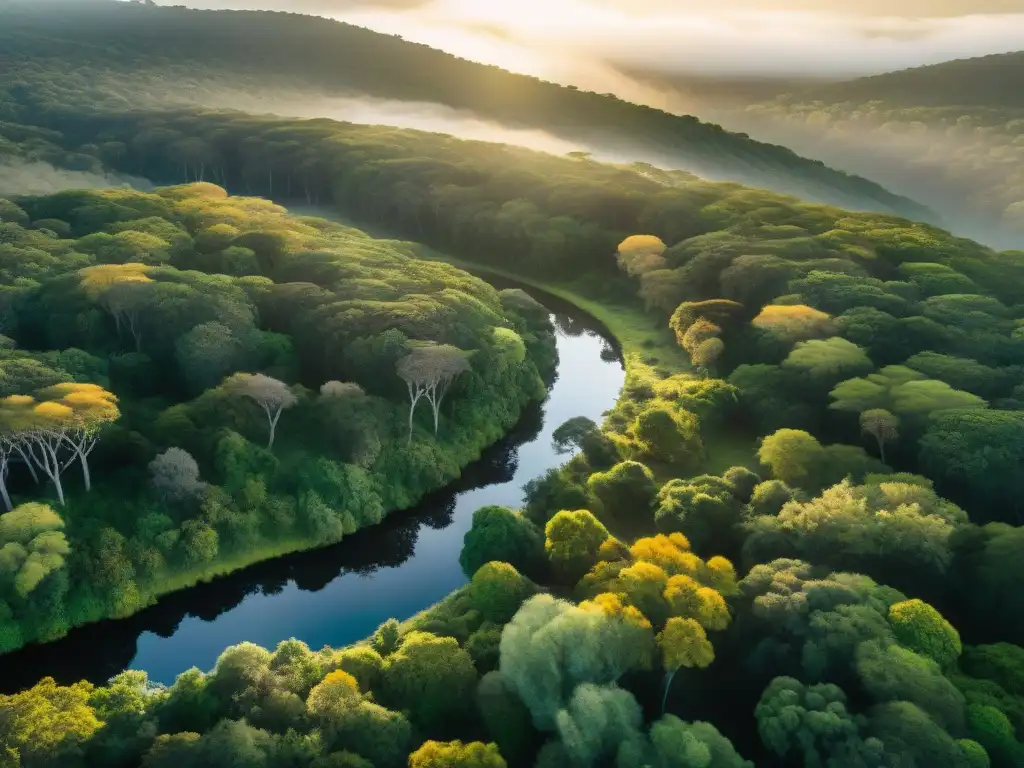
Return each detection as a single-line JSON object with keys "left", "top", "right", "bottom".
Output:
{"left": 795, "top": 51, "right": 1024, "bottom": 109}
{"left": 0, "top": 0, "right": 932, "bottom": 220}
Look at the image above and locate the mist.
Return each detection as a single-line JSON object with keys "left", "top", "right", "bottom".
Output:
{"left": 169, "top": 0, "right": 1024, "bottom": 105}
{"left": 708, "top": 109, "right": 1024, "bottom": 249}
{"left": 214, "top": 91, "right": 592, "bottom": 157}
{"left": 0, "top": 160, "right": 152, "bottom": 197}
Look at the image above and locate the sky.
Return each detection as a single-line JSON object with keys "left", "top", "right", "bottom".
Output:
{"left": 170, "top": 0, "right": 1024, "bottom": 97}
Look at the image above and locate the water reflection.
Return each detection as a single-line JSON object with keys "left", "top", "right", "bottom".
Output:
{"left": 0, "top": 301, "right": 623, "bottom": 690}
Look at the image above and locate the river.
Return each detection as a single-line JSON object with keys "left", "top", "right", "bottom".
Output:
{"left": 0, "top": 295, "right": 624, "bottom": 690}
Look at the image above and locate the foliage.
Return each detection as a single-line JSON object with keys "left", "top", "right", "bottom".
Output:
{"left": 0, "top": 184, "right": 553, "bottom": 652}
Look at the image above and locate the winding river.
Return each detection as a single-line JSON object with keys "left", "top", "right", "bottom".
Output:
{"left": 0, "top": 292, "right": 624, "bottom": 691}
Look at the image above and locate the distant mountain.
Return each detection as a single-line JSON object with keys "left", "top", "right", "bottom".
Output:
{"left": 0, "top": 0, "right": 932, "bottom": 220}
{"left": 794, "top": 51, "right": 1024, "bottom": 109}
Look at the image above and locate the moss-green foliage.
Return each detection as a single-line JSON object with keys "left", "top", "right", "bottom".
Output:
{"left": 468, "top": 562, "right": 536, "bottom": 624}
{"left": 888, "top": 598, "right": 962, "bottom": 670}
{"left": 0, "top": 185, "right": 553, "bottom": 652}
{"left": 586, "top": 461, "right": 657, "bottom": 525}
{"left": 459, "top": 506, "right": 545, "bottom": 581}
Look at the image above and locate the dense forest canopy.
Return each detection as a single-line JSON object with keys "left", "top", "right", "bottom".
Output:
{"left": 2, "top": 6, "right": 1024, "bottom": 768}
{"left": 0, "top": 182, "right": 554, "bottom": 658}
{"left": 0, "top": 0, "right": 934, "bottom": 220}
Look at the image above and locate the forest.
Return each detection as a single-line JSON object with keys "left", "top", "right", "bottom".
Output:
{"left": 0, "top": 182, "right": 554, "bottom": 656}
{"left": 2, "top": 2, "right": 1024, "bottom": 767}
{"left": 709, "top": 52, "right": 1024, "bottom": 250}
{"left": 0, "top": 0, "right": 931, "bottom": 219}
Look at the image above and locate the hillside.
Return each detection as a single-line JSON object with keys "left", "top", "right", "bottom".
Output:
{"left": 795, "top": 51, "right": 1024, "bottom": 109}
{"left": 0, "top": 0, "right": 932, "bottom": 220}
{"left": 717, "top": 51, "right": 1024, "bottom": 249}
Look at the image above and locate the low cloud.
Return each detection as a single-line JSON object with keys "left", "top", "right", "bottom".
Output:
{"left": 0, "top": 160, "right": 151, "bottom": 197}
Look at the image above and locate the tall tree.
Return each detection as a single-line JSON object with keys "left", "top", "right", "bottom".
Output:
{"left": 221, "top": 373, "right": 297, "bottom": 450}
{"left": 860, "top": 408, "right": 899, "bottom": 463}
{"left": 396, "top": 345, "right": 471, "bottom": 441}
{"left": 36, "top": 383, "right": 119, "bottom": 492}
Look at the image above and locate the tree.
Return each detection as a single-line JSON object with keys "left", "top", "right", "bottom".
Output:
{"left": 748, "top": 480, "right": 798, "bottom": 517}
{"left": 757, "top": 429, "right": 823, "bottom": 488}
{"left": 469, "top": 562, "right": 535, "bottom": 623}
{"left": 920, "top": 411, "right": 1024, "bottom": 522}
{"left": 498, "top": 594, "right": 653, "bottom": 729}
{"left": 409, "top": 740, "right": 507, "bottom": 768}
{"left": 782, "top": 337, "right": 873, "bottom": 384}
{"left": 396, "top": 345, "right": 471, "bottom": 441}
{"left": 175, "top": 322, "right": 242, "bottom": 394}
{"left": 860, "top": 409, "right": 899, "bottom": 463}
{"left": 80, "top": 263, "right": 153, "bottom": 352}
{"left": 459, "top": 506, "right": 544, "bottom": 580}
{"left": 617, "top": 235, "right": 667, "bottom": 277}
{"left": 379, "top": 631, "right": 478, "bottom": 732}
{"left": 681, "top": 319, "right": 722, "bottom": 368}
{"left": 221, "top": 373, "right": 297, "bottom": 450}
{"left": 856, "top": 640, "right": 966, "bottom": 731}
{"left": 670, "top": 301, "right": 742, "bottom": 347}
{"left": 320, "top": 381, "right": 364, "bottom": 399}
{"left": 756, "top": 677, "right": 885, "bottom": 767}
{"left": 587, "top": 461, "right": 657, "bottom": 521}
{"left": 552, "top": 416, "right": 599, "bottom": 455}
{"left": 632, "top": 407, "right": 702, "bottom": 467}
{"left": 544, "top": 510, "right": 610, "bottom": 582}
{"left": 657, "top": 617, "right": 714, "bottom": 714}
{"left": 741, "top": 481, "right": 961, "bottom": 599}
{"left": 888, "top": 599, "right": 961, "bottom": 670}
{"left": 752, "top": 304, "right": 834, "bottom": 343}
{"left": 617, "top": 715, "right": 752, "bottom": 768}
{"left": 149, "top": 447, "right": 205, "bottom": 502}
{"left": 0, "top": 677, "right": 101, "bottom": 766}
{"left": 4, "top": 397, "right": 75, "bottom": 506}
{"left": 36, "top": 383, "right": 120, "bottom": 492}
{"left": 371, "top": 618, "right": 401, "bottom": 657}
{"left": 555, "top": 684, "right": 643, "bottom": 766}
{"left": 0, "top": 502, "right": 70, "bottom": 598}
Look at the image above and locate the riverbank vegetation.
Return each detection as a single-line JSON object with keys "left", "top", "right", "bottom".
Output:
{"left": 0, "top": 185, "right": 554, "bottom": 655}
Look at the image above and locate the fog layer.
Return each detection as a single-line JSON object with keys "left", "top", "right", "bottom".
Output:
{"left": 0, "top": 160, "right": 152, "bottom": 197}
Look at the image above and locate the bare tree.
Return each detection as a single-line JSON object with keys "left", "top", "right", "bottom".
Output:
{"left": 222, "top": 373, "right": 298, "bottom": 450}
{"left": 150, "top": 447, "right": 205, "bottom": 502}
{"left": 860, "top": 408, "right": 900, "bottom": 464}
{"left": 396, "top": 345, "right": 471, "bottom": 442}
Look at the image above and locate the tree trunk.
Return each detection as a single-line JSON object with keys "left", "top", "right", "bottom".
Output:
{"left": 36, "top": 441, "right": 65, "bottom": 507}
{"left": 406, "top": 387, "right": 424, "bottom": 443}
{"left": 661, "top": 669, "right": 677, "bottom": 716}
{"left": 0, "top": 465, "right": 11, "bottom": 513}
{"left": 876, "top": 435, "right": 886, "bottom": 464}
{"left": 13, "top": 444, "right": 39, "bottom": 484}
{"left": 79, "top": 451, "right": 91, "bottom": 492}
{"left": 267, "top": 407, "right": 282, "bottom": 450}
